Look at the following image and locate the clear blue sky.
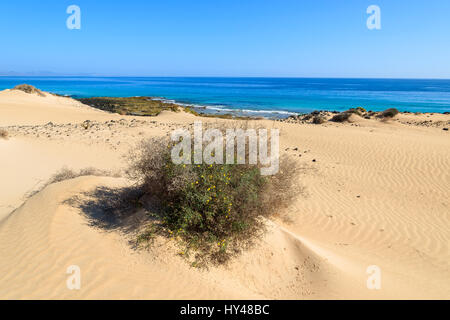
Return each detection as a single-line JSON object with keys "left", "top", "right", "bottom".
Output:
{"left": 1, "top": 0, "right": 449, "bottom": 78}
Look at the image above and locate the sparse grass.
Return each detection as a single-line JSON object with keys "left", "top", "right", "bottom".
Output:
{"left": 12, "top": 84, "right": 46, "bottom": 97}
{"left": 48, "top": 167, "right": 119, "bottom": 184}
{"left": 77, "top": 97, "right": 180, "bottom": 116}
{"left": 183, "top": 106, "right": 201, "bottom": 116}
{"left": 0, "top": 129, "right": 8, "bottom": 140}
{"left": 26, "top": 167, "right": 121, "bottom": 199}
{"left": 127, "top": 124, "right": 298, "bottom": 266}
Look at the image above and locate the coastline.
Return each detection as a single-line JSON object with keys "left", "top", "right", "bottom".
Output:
{"left": 75, "top": 95, "right": 450, "bottom": 129}
{"left": 1, "top": 77, "right": 450, "bottom": 116}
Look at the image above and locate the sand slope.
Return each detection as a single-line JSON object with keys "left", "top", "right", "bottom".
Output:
{"left": 0, "top": 177, "right": 261, "bottom": 299}
{"left": 0, "top": 89, "right": 114, "bottom": 126}
{"left": 0, "top": 89, "right": 449, "bottom": 299}
{"left": 0, "top": 176, "right": 384, "bottom": 299}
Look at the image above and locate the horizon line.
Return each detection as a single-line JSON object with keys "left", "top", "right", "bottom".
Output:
{"left": 1, "top": 75, "right": 450, "bottom": 81}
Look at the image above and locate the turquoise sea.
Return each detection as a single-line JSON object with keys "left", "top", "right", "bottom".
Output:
{"left": 1, "top": 77, "right": 449, "bottom": 117}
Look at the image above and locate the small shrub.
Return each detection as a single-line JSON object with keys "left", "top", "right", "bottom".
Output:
{"left": 81, "top": 120, "right": 92, "bottom": 130}
{"left": 330, "top": 112, "right": 352, "bottom": 122}
{"left": 380, "top": 108, "right": 399, "bottom": 118}
{"left": 127, "top": 125, "right": 298, "bottom": 265}
{"left": 312, "top": 116, "right": 326, "bottom": 124}
{"left": 330, "top": 108, "right": 367, "bottom": 123}
{"left": 0, "top": 129, "right": 8, "bottom": 140}
{"left": 345, "top": 108, "right": 363, "bottom": 116}
{"left": 356, "top": 106, "right": 367, "bottom": 113}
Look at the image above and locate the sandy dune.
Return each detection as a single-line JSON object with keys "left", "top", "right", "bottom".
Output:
{"left": 0, "top": 89, "right": 117, "bottom": 126}
{"left": 0, "top": 89, "right": 449, "bottom": 299}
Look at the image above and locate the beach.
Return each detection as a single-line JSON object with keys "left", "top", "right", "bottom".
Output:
{"left": 0, "top": 87, "right": 449, "bottom": 299}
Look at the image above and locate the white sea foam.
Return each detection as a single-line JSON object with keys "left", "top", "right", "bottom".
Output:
{"left": 149, "top": 97, "right": 298, "bottom": 118}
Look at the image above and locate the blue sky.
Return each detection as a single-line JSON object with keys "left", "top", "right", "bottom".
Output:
{"left": 1, "top": 0, "right": 449, "bottom": 78}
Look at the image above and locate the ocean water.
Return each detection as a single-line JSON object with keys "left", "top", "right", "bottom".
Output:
{"left": 1, "top": 77, "right": 449, "bottom": 117}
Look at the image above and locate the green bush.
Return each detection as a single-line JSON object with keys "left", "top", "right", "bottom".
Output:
{"left": 128, "top": 130, "right": 297, "bottom": 265}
